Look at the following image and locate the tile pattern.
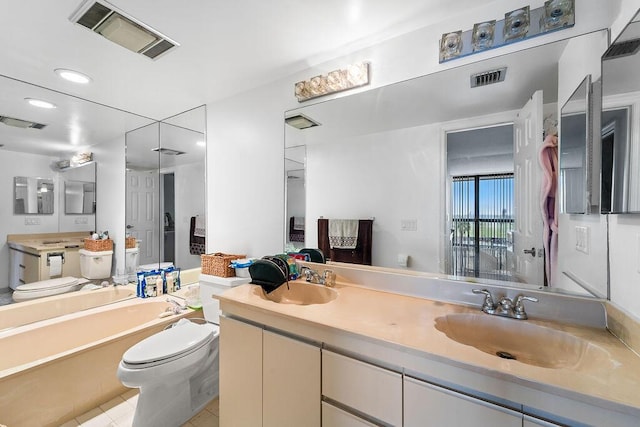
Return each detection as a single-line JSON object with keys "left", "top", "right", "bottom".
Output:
{"left": 60, "top": 389, "right": 219, "bottom": 427}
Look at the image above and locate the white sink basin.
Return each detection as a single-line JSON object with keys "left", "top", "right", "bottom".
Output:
{"left": 435, "top": 313, "right": 610, "bottom": 369}
{"left": 257, "top": 281, "right": 337, "bottom": 305}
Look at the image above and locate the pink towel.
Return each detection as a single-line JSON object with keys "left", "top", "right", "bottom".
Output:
{"left": 539, "top": 134, "right": 558, "bottom": 286}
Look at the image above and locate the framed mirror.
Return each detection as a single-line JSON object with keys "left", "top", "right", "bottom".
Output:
{"left": 62, "top": 162, "right": 96, "bottom": 215}
{"left": 560, "top": 74, "right": 592, "bottom": 214}
{"left": 601, "top": 11, "right": 640, "bottom": 213}
{"left": 13, "top": 176, "right": 54, "bottom": 214}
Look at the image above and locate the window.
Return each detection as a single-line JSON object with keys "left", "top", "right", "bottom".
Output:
{"left": 450, "top": 174, "right": 514, "bottom": 280}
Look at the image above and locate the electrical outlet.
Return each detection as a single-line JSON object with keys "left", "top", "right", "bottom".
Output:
{"left": 24, "top": 217, "right": 41, "bottom": 225}
{"left": 401, "top": 219, "right": 417, "bottom": 231}
{"left": 575, "top": 226, "right": 589, "bottom": 254}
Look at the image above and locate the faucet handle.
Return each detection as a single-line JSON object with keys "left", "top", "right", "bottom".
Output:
{"left": 513, "top": 295, "right": 538, "bottom": 319}
{"left": 472, "top": 289, "right": 496, "bottom": 314}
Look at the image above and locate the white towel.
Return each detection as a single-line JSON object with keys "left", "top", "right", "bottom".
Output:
{"left": 328, "top": 219, "right": 359, "bottom": 249}
{"left": 293, "top": 216, "right": 305, "bottom": 231}
{"left": 194, "top": 215, "right": 206, "bottom": 238}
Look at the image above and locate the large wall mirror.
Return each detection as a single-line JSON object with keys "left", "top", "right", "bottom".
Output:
{"left": 601, "top": 11, "right": 640, "bottom": 213}
{"left": 125, "top": 105, "right": 206, "bottom": 277}
{"left": 62, "top": 162, "right": 96, "bottom": 215}
{"left": 285, "top": 31, "right": 609, "bottom": 297}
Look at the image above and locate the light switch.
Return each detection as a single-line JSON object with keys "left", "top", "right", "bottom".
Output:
{"left": 401, "top": 219, "right": 417, "bottom": 231}
{"left": 575, "top": 226, "right": 589, "bottom": 254}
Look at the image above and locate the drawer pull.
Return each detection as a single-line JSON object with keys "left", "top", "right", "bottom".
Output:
{"left": 19, "top": 264, "right": 26, "bottom": 269}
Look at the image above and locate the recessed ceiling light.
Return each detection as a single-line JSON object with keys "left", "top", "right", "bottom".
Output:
{"left": 25, "top": 98, "right": 57, "bottom": 109}
{"left": 55, "top": 68, "right": 92, "bottom": 84}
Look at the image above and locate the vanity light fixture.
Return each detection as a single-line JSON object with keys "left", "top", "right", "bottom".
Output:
{"left": 295, "top": 62, "right": 370, "bottom": 102}
{"left": 285, "top": 114, "right": 320, "bottom": 130}
{"left": 25, "top": 98, "right": 57, "bottom": 109}
{"left": 70, "top": 0, "right": 179, "bottom": 60}
{"left": 55, "top": 68, "right": 92, "bottom": 84}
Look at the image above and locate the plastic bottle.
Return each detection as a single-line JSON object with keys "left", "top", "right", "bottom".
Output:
{"left": 156, "top": 276, "right": 163, "bottom": 296}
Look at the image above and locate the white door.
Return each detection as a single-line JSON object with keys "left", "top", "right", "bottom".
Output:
{"left": 126, "top": 170, "right": 159, "bottom": 267}
{"left": 513, "top": 90, "right": 544, "bottom": 285}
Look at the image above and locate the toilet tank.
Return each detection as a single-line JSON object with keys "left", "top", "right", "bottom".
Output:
{"left": 199, "top": 274, "right": 251, "bottom": 324}
{"left": 79, "top": 249, "right": 113, "bottom": 279}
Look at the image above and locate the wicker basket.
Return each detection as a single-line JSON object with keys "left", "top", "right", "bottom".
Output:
{"left": 84, "top": 238, "right": 113, "bottom": 252}
{"left": 201, "top": 252, "right": 246, "bottom": 277}
{"left": 125, "top": 237, "right": 137, "bottom": 249}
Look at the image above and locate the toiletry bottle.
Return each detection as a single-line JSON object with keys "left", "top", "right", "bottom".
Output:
{"left": 156, "top": 276, "right": 163, "bottom": 296}
{"left": 166, "top": 274, "right": 174, "bottom": 293}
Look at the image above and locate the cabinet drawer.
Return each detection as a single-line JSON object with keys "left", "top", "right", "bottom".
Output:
{"left": 322, "top": 350, "right": 402, "bottom": 426}
{"left": 322, "top": 402, "right": 377, "bottom": 427}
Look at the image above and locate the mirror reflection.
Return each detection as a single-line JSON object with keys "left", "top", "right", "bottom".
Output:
{"left": 560, "top": 74, "right": 591, "bottom": 214}
{"left": 14, "top": 176, "right": 54, "bottom": 214}
{"left": 285, "top": 33, "right": 607, "bottom": 296}
{"left": 125, "top": 105, "right": 206, "bottom": 280}
{"left": 601, "top": 12, "right": 640, "bottom": 213}
{"left": 62, "top": 162, "right": 96, "bottom": 215}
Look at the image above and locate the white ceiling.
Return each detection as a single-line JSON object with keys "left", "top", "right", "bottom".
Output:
{"left": 0, "top": 0, "right": 495, "bottom": 158}
{"left": 0, "top": 0, "right": 491, "bottom": 121}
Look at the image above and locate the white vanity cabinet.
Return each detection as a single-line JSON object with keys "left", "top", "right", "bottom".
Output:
{"left": 322, "top": 350, "right": 402, "bottom": 426}
{"left": 219, "top": 316, "right": 321, "bottom": 427}
{"left": 9, "top": 247, "right": 40, "bottom": 288}
{"left": 404, "top": 377, "right": 522, "bottom": 426}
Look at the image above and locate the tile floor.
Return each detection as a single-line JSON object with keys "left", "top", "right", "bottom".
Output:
{"left": 59, "top": 389, "right": 219, "bottom": 427}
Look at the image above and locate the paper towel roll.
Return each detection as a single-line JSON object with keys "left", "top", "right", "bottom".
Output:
{"left": 49, "top": 255, "right": 62, "bottom": 277}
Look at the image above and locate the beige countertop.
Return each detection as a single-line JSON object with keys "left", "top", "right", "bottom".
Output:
{"left": 7, "top": 232, "right": 89, "bottom": 252}
{"left": 218, "top": 281, "right": 640, "bottom": 418}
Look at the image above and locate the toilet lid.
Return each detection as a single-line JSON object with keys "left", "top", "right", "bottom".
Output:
{"left": 122, "top": 320, "right": 218, "bottom": 366}
{"left": 15, "top": 277, "right": 79, "bottom": 292}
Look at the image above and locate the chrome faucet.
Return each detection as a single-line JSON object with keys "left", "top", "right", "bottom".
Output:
{"left": 300, "top": 266, "right": 335, "bottom": 287}
{"left": 166, "top": 298, "right": 186, "bottom": 314}
{"left": 472, "top": 289, "right": 538, "bottom": 320}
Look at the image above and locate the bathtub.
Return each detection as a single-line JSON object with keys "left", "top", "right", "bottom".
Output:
{"left": 0, "top": 296, "right": 199, "bottom": 427}
{"left": 0, "top": 284, "right": 137, "bottom": 331}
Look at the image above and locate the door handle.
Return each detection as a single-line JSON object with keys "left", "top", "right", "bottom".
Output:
{"left": 523, "top": 247, "right": 536, "bottom": 257}
{"left": 126, "top": 225, "right": 134, "bottom": 229}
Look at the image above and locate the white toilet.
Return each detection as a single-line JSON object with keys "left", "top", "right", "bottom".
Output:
{"left": 117, "top": 319, "right": 219, "bottom": 427}
{"left": 12, "top": 276, "right": 83, "bottom": 302}
{"left": 79, "top": 249, "right": 113, "bottom": 279}
{"left": 116, "top": 274, "right": 249, "bottom": 426}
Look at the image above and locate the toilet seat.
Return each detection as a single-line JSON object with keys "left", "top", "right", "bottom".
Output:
{"left": 12, "top": 277, "right": 81, "bottom": 302}
{"left": 122, "top": 320, "right": 218, "bottom": 369}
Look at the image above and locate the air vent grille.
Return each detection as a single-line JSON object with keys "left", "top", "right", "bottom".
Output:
{"left": 470, "top": 67, "right": 507, "bottom": 88}
{"left": 0, "top": 116, "right": 47, "bottom": 129}
{"left": 70, "top": 0, "right": 178, "bottom": 60}
{"left": 603, "top": 38, "right": 640, "bottom": 60}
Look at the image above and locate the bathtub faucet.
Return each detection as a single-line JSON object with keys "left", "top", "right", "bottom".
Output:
{"left": 166, "top": 298, "right": 186, "bottom": 314}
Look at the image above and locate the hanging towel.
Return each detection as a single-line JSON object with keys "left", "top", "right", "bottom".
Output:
{"left": 289, "top": 217, "right": 305, "bottom": 242}
{"left": 190, "top": 216, "right": 206, "bottom": 255}
{"left": 193, "top": 215, "right": 206, "bottom": 238}
{"left": 328, "top": 219, "right": 359, "bottom": 249}
{"left": 539, "top": 134, "right": 559, "bottom": 286}
{"left": 293, "top": 216, "right": 305, "bottom": 231}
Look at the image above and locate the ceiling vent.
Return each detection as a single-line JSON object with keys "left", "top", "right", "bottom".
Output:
{"left": 285, "top": 114, "right": 320, "bottom": 129}
{"left": 470, "top": 67, "right": 507, "bottom": 88}
{"left": 603, "top": 38, "right": 640, "bottom": 60}
{"left": 0, "top": 116, "right": 47, "bottom": 129}
{"left": 70, "top": 0, "right": 179, "bottom": 60}
{"left": 152, "top": 147, "right": 186, "bottom": 156}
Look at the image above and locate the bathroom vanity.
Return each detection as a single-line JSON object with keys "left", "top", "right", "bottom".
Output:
{"left": 7, "top": 232, "right": 86, "bottom": 289}
{"left": 218, "top": 271, "right": 640, "bottom": 427}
